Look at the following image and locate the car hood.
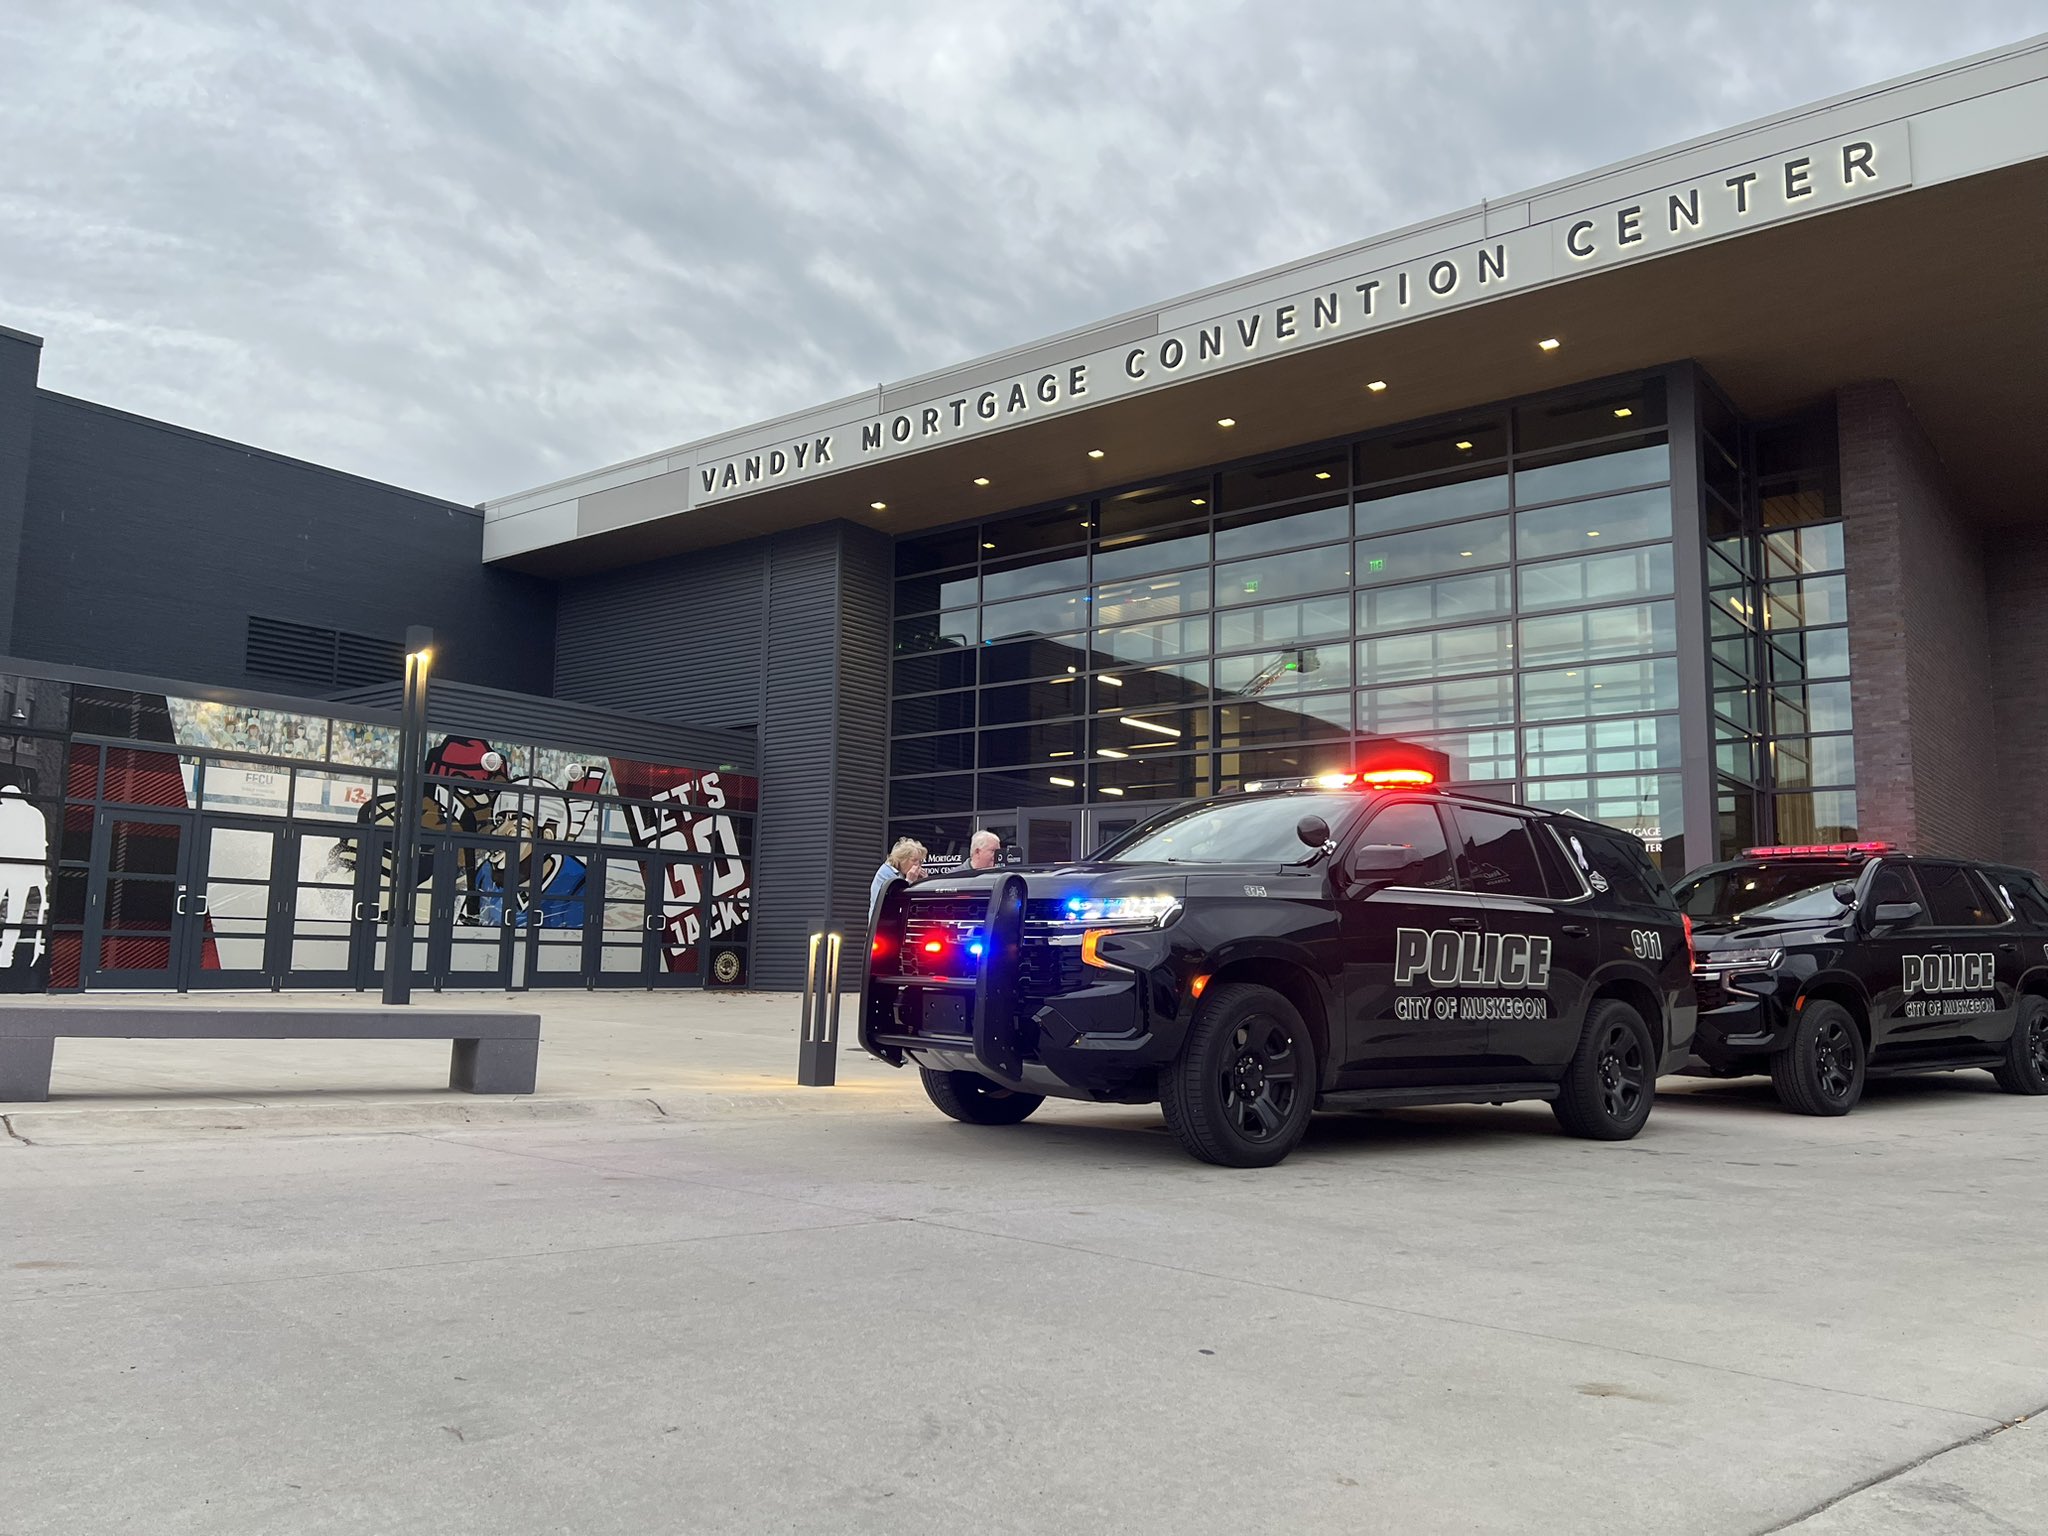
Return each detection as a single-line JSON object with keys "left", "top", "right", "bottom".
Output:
{"left": 1690, "top": 917, "right": 1842, "bottom": 952}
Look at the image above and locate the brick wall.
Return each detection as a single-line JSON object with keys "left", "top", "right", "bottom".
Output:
{"left": 1837, "top": 381, "right": 2001, "bottom": 859}
{"left": 1987, "top": 537, "right": 2048, "bottom": 873}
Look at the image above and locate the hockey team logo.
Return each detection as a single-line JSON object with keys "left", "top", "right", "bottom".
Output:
{"left": 1395, "top": 927, "right": 1553, "bottom": 989}
{"left": 1900, "top": 952, "right": 1994, "bottom": 995}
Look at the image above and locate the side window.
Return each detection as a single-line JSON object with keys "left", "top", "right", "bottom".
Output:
{"left": 1918, "top": 863, "right": 2002, "bottom": 927}
{"left": 1566, "top": 829, "right": 1660, "bottom": 905}
{"left": 1532, "top": 824, "right": 1588, "bottom": 900}
{"left": 1452, "top": 807, "right": 1549, "bottom": 896}
{"left": 1358, "top": 801, "right": 1456, "bottom": 889}
{"left": 1865, "top": 861, "right": 1924, "bottom": 926}
{"left": 2002, "top": 875, "right": 2048, "bottom": 928}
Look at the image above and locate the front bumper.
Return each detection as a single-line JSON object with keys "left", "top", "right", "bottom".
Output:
{"left": 1688, "top": 964, "right": 1799, "bottom": 1069}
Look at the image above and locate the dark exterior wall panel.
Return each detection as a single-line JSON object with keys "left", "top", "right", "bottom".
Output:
{"left": 1986, "top": 536, "right": 2048, "bottom": 872}
{"left": 13, "top": 393, "right": 554, "bottom": 694}
{"left": 1838, "top": 381, "right": 2000, "bottom": 860}
{"left": 0, "top": 330, "right": 40, "bottom": 651}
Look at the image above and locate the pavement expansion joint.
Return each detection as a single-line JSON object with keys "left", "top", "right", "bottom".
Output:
{"left": 1758, "top": 1400, "right": 2048, "bottom": 1533}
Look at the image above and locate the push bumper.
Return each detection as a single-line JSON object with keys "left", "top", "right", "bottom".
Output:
{"left": 1688, "top": 965, "right": 1798, "bottom": 1070}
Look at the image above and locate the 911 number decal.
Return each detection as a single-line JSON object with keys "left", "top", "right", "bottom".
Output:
{"left": 1630, "top": 929, "right": 1664, "bottom": 960}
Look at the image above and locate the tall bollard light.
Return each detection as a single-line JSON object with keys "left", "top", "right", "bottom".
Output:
{"left": 382, "top": 626, "right": 433, "bottom": 1005}
{"left": 796, "top": 923, "right": 844, "bottom": 1086}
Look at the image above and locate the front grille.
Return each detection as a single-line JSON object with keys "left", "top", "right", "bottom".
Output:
{"left": 1692, "top": 970, "right": 1729, "bottom": 1011}
{"left": 907, "top": 894, "right": 990, "bottom": 925}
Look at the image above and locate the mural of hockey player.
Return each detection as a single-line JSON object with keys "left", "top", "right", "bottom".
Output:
{"left": 474, "top": 773, "right": 602, "bottom": 928}
{"left": 341, "top": 735, "right": 514, "bottom": 921}
{"left": 0, "top": 772, "right": 51, "bottom": 991}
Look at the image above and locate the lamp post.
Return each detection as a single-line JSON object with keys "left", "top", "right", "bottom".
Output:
{"left": 382, "top": 626, "right": 433, "bottom": 1005}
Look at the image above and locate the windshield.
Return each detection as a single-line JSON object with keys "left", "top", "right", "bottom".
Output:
{"left": 1103, "top": 792, "right": 1361, "bottom": 865}
{"left": 1678, "top": 861, "right": 1861, "bottom": 920}
{"left": 1737, "top": 883, "right": 1855, "bottom": 923}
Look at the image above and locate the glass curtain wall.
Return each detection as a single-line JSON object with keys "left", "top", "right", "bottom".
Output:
{"left": 889, "top": 373, "right": 1688, "bottom": 869}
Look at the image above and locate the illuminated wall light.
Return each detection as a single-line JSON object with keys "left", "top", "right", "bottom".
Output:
{"left": 1314, "top": 471, "right": 1332, "bottom": 480}
{"left": 973, "top": 476, "right": 991, "bottom": 486}
{"left": 1216, "top": 417, "right": 1236, "bottom": 427}
{"left": 1098, "top": 748, "right": 1129, "bottom": 759}
{"left": 1049, "top": 775, "right": 1076, "bottom": 787}
{"left": 1121, "top": 716, "right": 1182, "bottom": 738}
{"left": 1049, "top": 750, "right": 1074, "bottom": 759}
{"left": 1366, "top": 380, "right": 1388, "bottom": 393}
{"left": 1538, "top": 337, "right": 1561, "bottom": 351}
{"left": 1454, "top": 440, "right": 1474, "bottom": 451}
{"left": 1587, "top": 530, "right": 1602, "bottom": 538}
{"left": 870, "top": 501, "right": 888, "bottom": 510}
{"left": 1190, "top": 497, "right": 1207, "bottom": 506}
{"left": 982, "top": 541, "right": 996, "bottom": 549}
{"left": 1087, "top": 449, "right": 1106, "bottom": 459}
{"left": 1459, "top": 550, "right": 1474, "bottom": 558}
{"left": 1613, "top": 407, "right": 1634, "bottom": 419}
{"left": 1101, "top": 786, "right": 1125, "bottom": 797}
{"left": 1098, "top": 674, "right": 1123, "bottom": 686}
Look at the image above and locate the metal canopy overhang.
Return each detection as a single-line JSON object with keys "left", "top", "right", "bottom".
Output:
{"left": 493, "top": 156, "right": 2048, "bottom": 579}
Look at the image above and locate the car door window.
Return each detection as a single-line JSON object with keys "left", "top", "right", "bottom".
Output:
{"left": 1357, "top": 801, "right": 1455, "bottom": 889}
{"left": 1998, "top": 875, "right": 2048, "bottom": 928}
{"left": 1917, "top": 863, "right": 2002, "bottom": 926}
{"left": 1531, "top": 824, "right": 1587, "bottom": 899}
{"left": 1451, "top": 808, "right": 1548, "bottom": 896}
{"left": 1866, "top": 862, "right": 1925, "bottom": 927}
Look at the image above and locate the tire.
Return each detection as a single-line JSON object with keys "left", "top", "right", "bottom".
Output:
{"left": 918, "top": 1067, "right": 1044, "bottom": 1125}
{"left": 1991, "top": 994, "right": 2048, "bottom": 1095}
{"left": 1551, "top": 998, "right": 1657, "bottom": 1140}
{"left": 1769, "top": 999, "right": 1866, "bottom": 1116}
{"left": 1159, "top": 982, "right": 1317, "bottom": 1168}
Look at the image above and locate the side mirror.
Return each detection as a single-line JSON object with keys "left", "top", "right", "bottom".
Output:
{"left": 1831, "top": 883, "right": 1859, "bottom": 907}
{"left": 1873, "top": 900, "right": 1923, "bottom": 926}
{"left": 1295, "top": 814, "right": 1331, "bottom": 850}
{"left": 1348, "top": 843, "right": 1413, "bottom": 885}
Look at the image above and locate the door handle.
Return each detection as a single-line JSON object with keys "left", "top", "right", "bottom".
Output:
{"left": 192, "top": 895, "right": 209, "bottom": 916}
{"left": 1562, "top": 924, "right": 1592, "bottom": 938}
{"left": 1445, "top": 915, "right": 1483, "bottom": 930}
{"left": 1998, "top": 943, "right": 2018, "bottom": 954}
{"left": 174, "top": 891, "right": 188, "bottom": 915}
{"left": 645, "top": 914, "right": 663, "bottom": 932}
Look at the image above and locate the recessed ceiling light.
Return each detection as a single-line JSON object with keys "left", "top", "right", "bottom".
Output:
{"left": 1101, "top": 786, "right": 1125, "bottom": 797}
{"left": 1087, "top": 449, "right": 1106, "bottom": 459}
{"left": 1454, "top": 440, "right": 1473, "bottom": 451}
{"left": 1538, "top": 337, "right": 1561, "bottom": 351}
{"left": 973, "top": 476, "right": 991, "bottom": 486}
{"left": 1613, "top": 407, "right": 1633, "bottom": 419}
{"left": 869, "top": 501, "right": 887, "bottom": 510}
{"left": 982, "top": 541, "right": 996, "bottom": 549}
{"left": 1216, "top": 418, "right": 1236, "bottom": 428}
{"left": 1314, "top": 471, "right": 1332, "bottom": 480}
{"left": 1049, "top": 775, "right": 1076, "bottom": 787}
{"left": 1098, "top": 748, "right": 1129, "bottom": 759}
{"left": 1587, "top": 530, "right": 1601, "bottom": 538}
{"left": 1191, "top": 497, "right": 1207, "bottom": 506}
{"left": 1366, "top": 380, "right": 1388, "bottom": 393}
{"left": 1459, "top": 550, "right": 1474, "bottom": 558}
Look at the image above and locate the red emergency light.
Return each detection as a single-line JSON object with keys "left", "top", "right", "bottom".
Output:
{"left": 1740, "top": 841, "right": 1897, "bottom": 859}
{"left": 1358, "top": 767, "right": 1437, "bottom": 788}
{"left": 920, "top": 938, "right": 945, "bottom": 955}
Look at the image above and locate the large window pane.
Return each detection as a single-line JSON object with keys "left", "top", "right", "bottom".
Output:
{"left": 1773, "top": 682, "right": 1854, "bottom": 735}
{"left": 1214, "top": 496, "right": 1349, "bottom": 560}
{"left": 1398, "top": 727, "right": 1516, "bottom": 781}
{"left": 895, "top": 569, "right": 978, "bottom": 616}
{"left": 1767, "top": 627, "right": 1849, "bottom": 684}
{"left": 1513, "top": 377, "right": 1667, "bottom": 452}
{"left": 1091, "top": 661, "right": 1211, "bottom": 713}
{"left": 894, "top": 609, "right": 978, "bottom": 655}
{"left": 1524, "top": 773, "right": 1681, "bottom": 852}
{"left": 1357, "top": 413, "right": 1507, "bottom": 483}
{"left": 981, "top": 678, "right": 1084, "bottom": 725}
{"left": 1521, "top": 657, "right": 1679, "bottom": 721}
{"left": 1774, "top": 790, "right": 1858, "bottom": 843}
{"left": 1216, "top": 545, "right": 1350, "bottom": 607}
{"left": 1517, "top": 602, "right": 1676, "bottom": 668}
{"left": 1093, "top": 615, "right": 1209, "bottom": 664}
{"left": 1513, "top": 440, "right": 1668, "bottom": 505}
{"left": 1357, "top": 516, "right": 1509, "bottom": 587}
{"left": 1764, "top": 522, "right": 1845, "bottom": 577}
{"left": 1764, "top": 575, "right": 1847, "bottom": 629}
{"left": 983, "top": 552, "right": 1087, "bottom": 604}
{"left": 1515, "top": 487, "right": 1672, "bottom": 558}
{"left": 1092, "top": 527, "right": 1208, "bottom": 583}
{"left": 1217, "top": 449, "right": 1348, "bottom": 511}
{"left": 1357, "top": 623, "right": 1511, "bottom": 685}
{"left": 980, "top": 635, "right": 1090, "bottom": 685}
{"left": 892, "top": 691, "right": 974, "bottom": 735}
{"left": 891, "top": 733, "right": 975, "bottom": 776}
{"left": 1354, "top": 471, "right": 1508, "bottom": 537}
{"left": 1357, "top": 571, "right": 1511, "bottom": 632}
{"left": 1217, "top": 594, "right": 1352, "bottom": 652}
{"left": 1772, "top": 733, "right": 1856, "bottom": 789}
{"left": 895, "top": 527, "right": 978, "bottom": 576}
{"left": 1094, "top": 568, "right": 1209, "bottom": 627}
{"left": 1093, "top": 708, "right": 1207, "bottom": 756}
{"left": 895, "top": 649, "right": 976, "bottom": 695}
{"left": 1523, "top": 716, "right": 1680, "bottom": 779}
{"left": 979, "top": 502, "right": 1091, "bottom": 558}
{"left": 890, "top": 775, "right": 974, "bottom": 817}
{"left": 983, "top": 588, "right": 1087, "bottom": 641}
{"left": 1518, "top": 544, "right": 1674, "bottom": 612}
{"left": 1216, "top": 693, "right": 1353, "bottom": 748}
{"left": 1360, "top": 674, "right": 1515, "bottom": 732}
{"left": 1220, "top": 742, "right": 1361, "bottom": 789}
{"left": 1089, "top": 753, "right": 1213, "bottom": 801}
{"left": 1217, "top": 646, "right": 1352, "bottom": 698}
{"left": 979, "top": 721, "right": 1086, "bottom": 769}
{"left": 1097, "top": 478, "right": 1208, "bottom": 538}
{"left": 978, "top": 770, "right": 1082, "bottom": 810}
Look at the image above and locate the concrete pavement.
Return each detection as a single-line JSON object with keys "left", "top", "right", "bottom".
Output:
{"left": 3, "top": 990, "right": 2046, "bottom": 1532}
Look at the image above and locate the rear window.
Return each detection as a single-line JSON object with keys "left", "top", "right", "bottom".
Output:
{"left": 1678, "top": 860, "right": 1862, "bottom": 920}
{"left": 1992, "top": 871, "right": 2048, "bottom": 927}
{"left": 1918, "top": 863, "right": 2006, "bottom": 927}
{"left": 1558, "top": 824, "right": 1668, "bottom": 906}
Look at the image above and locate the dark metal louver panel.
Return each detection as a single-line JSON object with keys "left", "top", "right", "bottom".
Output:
{"left": 245, "top": 615, "right": 402, "bottom": 690}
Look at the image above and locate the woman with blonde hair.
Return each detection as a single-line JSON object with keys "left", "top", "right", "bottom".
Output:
{"left": 869, "top": 836, "right": 926, "bottom": 914}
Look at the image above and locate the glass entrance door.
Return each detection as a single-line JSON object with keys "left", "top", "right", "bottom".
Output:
{"left": 85, "top": 808, "right": 193, "bottom": 988}
{"left": 520, "top": 839, "right": 602, "bottom": 988}
{"left": 279, "top": 824, "right": 409, "bottom": 991}
{"left": 1017, "top": 809, "right": 1083, "bottom": 867}
{"left": 590, "top": 848, "right": 709, "bottom": 988}
{"left": 184, "top": 819, "right": 285, "bottom": 990}
{"left": 425, "top": 835, "right": 519, "bottom": 990}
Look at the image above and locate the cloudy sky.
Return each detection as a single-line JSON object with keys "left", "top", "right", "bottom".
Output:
{"left": 3, "top": 2, "right": 2042, "bottom": 505}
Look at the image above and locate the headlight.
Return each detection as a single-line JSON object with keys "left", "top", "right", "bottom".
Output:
{"left": 1058, "top": 893, "right": 1182, "bottom": 929}
{"left": 1698, "top": 947, "right": 1783, "bottom": 970}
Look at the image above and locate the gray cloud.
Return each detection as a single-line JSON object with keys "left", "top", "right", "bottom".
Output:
{"left": 1, "top": 0, "right": 2041, "bottom": 502}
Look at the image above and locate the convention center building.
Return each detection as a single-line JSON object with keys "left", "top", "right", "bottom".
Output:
{"left": 2, "top": 37, "right": 2044, "bottom": 992}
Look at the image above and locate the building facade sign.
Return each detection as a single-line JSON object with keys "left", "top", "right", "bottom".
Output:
{"left": 692, "top": 127, "right": 1910, "bottom": 504}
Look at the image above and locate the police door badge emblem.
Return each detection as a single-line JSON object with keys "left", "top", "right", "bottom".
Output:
{"left": 712, "top": 949, "right": 742, "bottom": 984}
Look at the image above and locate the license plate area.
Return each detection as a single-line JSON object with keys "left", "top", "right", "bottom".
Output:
{"left": 918, "top": 989, "right": 971, "bottom": 1039}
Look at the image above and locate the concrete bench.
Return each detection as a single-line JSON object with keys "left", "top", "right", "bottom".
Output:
{"left": 0, "top": 1003, "right": 542, "bottom": 1103}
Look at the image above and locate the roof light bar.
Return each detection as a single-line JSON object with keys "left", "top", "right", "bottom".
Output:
{"left": 1358, "top": 767, "right": 1437, "bottom": 788}
{"left": 1740, "top": 841, "right": 1897, "bottom": 859}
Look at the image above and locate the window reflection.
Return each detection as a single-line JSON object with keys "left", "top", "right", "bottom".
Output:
{"left": 1357, "top": 517, "right": 1509, "bottom": 587}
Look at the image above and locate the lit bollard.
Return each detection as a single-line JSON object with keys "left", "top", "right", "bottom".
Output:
{"left": 796, "top": 923, "right": 844, "bottom": 1086}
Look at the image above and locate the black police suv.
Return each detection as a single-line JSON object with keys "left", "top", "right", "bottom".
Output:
{"left": 860, "top": 773, "right": 1696, "bottom": 1167}
{"left": 1675, "top": 842, "right": 2048, "bottom": 1114}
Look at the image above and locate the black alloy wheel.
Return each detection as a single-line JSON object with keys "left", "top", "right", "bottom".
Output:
{"left": 1160, "top": 982, "right": 1317, "bottom": 1167}
{"left": 1553, "top": 998, "right": 1657, "bottom": 1140}
{"left": 1770, "top": 999, "right": 1866, "bottom": 1116}
{"left": 919, "top": 1067, "right": 1045, "bottom": 1125}
{"left": 1992, "top": 995, "right": 2048, "bottom": 1095}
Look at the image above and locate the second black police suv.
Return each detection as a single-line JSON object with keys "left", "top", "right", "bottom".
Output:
{"left": 1677, "top": 843, "right": 2048, "bottom": 1115}
{"left": 861, "top": 766, "right": 1696, "bottom": 1166}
